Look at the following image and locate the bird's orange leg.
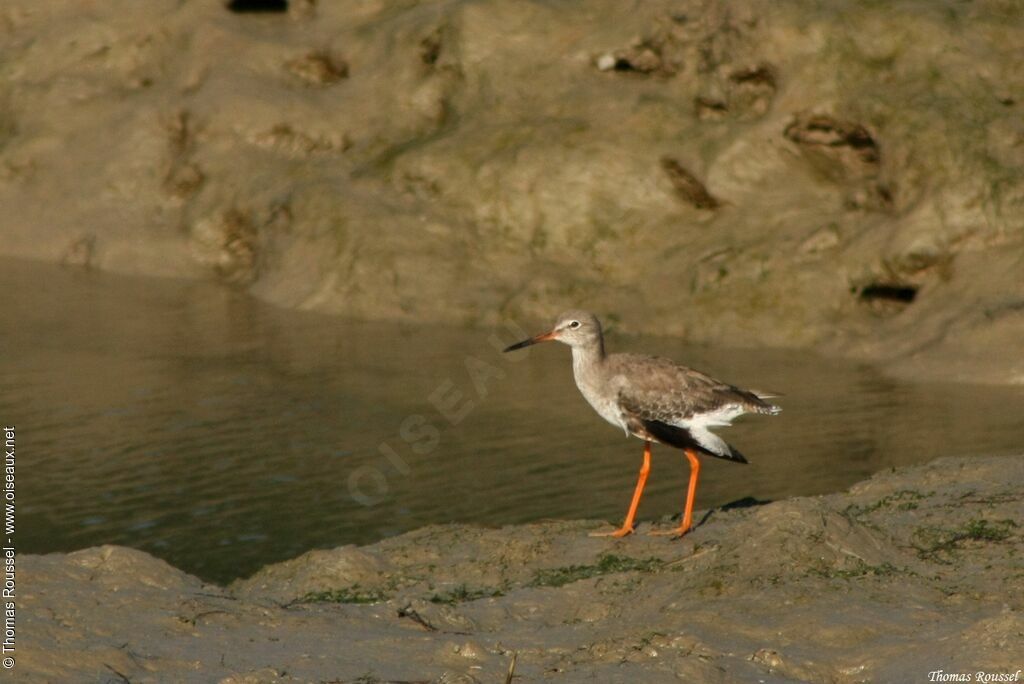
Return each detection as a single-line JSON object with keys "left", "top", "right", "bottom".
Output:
{"left": 651, "top": 448, "right": 701, "bottom": 537}
{"left": 591, "top": 441, "right": 652, "bottom": 538}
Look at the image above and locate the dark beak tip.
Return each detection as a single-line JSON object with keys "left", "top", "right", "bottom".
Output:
{"left": 503, "top": 339, "right": 532, "bottom": 353}
{"left": 503, "top": 330, "right": 556, "bottom": 353}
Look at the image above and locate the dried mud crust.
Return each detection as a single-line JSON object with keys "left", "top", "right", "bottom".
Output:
{"left": 21, "top": 454, "right": 1024, "bottom": 682}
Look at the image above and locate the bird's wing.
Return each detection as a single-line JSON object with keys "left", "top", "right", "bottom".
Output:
{"left": 616, "top": 386, "right": 749, "bottom": 463}
{"left": 609, "top": 354, "right": 776, "bottom": 463}
{"left": 610, "top": 354, "right": 775, "bottom": 421}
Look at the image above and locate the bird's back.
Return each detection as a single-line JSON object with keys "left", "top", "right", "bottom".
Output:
{"left": 603, "top": 353, "right": 777, "bottom": 423}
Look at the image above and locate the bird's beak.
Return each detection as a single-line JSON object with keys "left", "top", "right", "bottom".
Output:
{"left": 503, "top": 330, "right": 557, "bottom": 352}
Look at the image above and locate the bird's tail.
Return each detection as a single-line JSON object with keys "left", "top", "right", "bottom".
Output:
{"left": 700, "top": 439, "right": 749, "bottom": 463}
{"left": 746, "top": 389, "right": 782, "bottom": 416}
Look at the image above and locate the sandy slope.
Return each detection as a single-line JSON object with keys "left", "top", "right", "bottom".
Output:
{"left": 2, "top": 0, "right": 1023, "bottom": 384}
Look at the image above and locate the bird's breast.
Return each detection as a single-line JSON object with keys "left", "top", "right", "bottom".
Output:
{"left": 573, "top": 366, "right": 628, "bottom": 432}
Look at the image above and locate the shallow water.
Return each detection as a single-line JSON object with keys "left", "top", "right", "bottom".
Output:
{"left": 5, "top": 259, "right": 1022, "bottom": 584}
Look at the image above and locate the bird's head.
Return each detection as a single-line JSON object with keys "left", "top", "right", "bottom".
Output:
{"left": 503, "top": 309, "right": 603, "bottom": 352}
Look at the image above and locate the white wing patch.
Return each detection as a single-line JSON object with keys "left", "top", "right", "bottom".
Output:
{"left": 679, "top": 403, "right": 746, "bottom": 428}
{"left": 676, "top": 403, "right": 747, "bottom": 457}
{"left": 689, "top": 426, "right": 730, "bottom": 457}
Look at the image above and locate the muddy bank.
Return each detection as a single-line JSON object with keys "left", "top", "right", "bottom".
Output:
{"left": 20, "top": 454, "right": 1023, "bottom": 682}
{"left": 2, "top": 1, "right": 1024, "bottom": 384}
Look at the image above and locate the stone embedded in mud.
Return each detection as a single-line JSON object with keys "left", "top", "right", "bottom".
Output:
{"left": 784, "top": 113, "right": 881, "bottom": 181}
{"left": 285, "top": 52, "right": 349, "bottom": 86}
{"left": 596, "top": 39, "right": 675, "bottom": 75}
{"left": 694, "top": 95, "right": 729, "bottom": 119}
{"left": 614, "top": 45, "right": 664, "bottom": 74}
{"left": 692, "top": 63, "right": 779, "bottom": 121}
{"left": 729, "top": 64, "right": 777, "bottom": 89}
{"left": 251, "top": 123, "right": 349, "bottom": 156}
{"left": 660, "top": 157, "right": 721, "bottom": 209}
{"left": 799, "top": 225, "right": 841, "bottom": 254}
{"left": 783, "top": 112, "right": 898, "bottom": 213}
{"left": 190, "top": 208, "right": 261, "bottom": 285}
{"left": 160, "top": 110, "right": 206, "bottom": 201}
{"left": 595, "top": 53, "right": 617, "bottom": 71}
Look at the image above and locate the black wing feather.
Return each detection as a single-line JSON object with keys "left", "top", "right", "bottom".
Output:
{"left": 641, "top": 419, "right": 749, "bottom": 464}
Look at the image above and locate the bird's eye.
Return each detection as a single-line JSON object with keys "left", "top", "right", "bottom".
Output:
{"left": 569, "top": 320, "right": 581, "bottom": 329}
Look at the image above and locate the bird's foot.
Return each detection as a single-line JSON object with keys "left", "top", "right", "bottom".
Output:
{"left": 648, "top": 524, "right": 691, "bottom": 538}
{"left": 589, "top": 525, "right": 635, "bottom": 538}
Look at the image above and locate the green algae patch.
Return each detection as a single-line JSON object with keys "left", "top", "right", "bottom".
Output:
{"left": 295, "top": 585, "right": 388, "bottom": 605}
{"left": 913, "top": 518, "right": 1019, "bottom": 563}
{"left": 530, "top": 554, "right": 665, "bottom": 588}
{"left": 428, "top": 584, "right": 505, "bottom": 605}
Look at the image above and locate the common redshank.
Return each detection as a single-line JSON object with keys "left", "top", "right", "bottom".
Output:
{"left": 504, "top": 310, "right": 780, "bottom": 538}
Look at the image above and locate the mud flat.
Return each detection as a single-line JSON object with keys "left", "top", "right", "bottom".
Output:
{"left": 3, "top": 1, "right": 1024, "bottom": 384}
{"left": 19, "top": 454, "right": 1023, "bottom": 682}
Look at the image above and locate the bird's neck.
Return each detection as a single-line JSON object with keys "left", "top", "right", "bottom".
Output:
{"left": 571, "top": 338, "right": 605, "bottom": 377}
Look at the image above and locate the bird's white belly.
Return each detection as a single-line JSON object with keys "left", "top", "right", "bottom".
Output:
{"left": 580, "top": 386, "right": 626, "bottom": 430}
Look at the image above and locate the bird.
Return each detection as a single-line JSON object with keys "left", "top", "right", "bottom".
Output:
{"left": 503, "top": 309, "right": 780, "bottom": 538}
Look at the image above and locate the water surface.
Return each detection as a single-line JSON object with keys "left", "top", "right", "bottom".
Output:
{"left": 5, "top": 260, "right": 1022, "bottom": 583}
